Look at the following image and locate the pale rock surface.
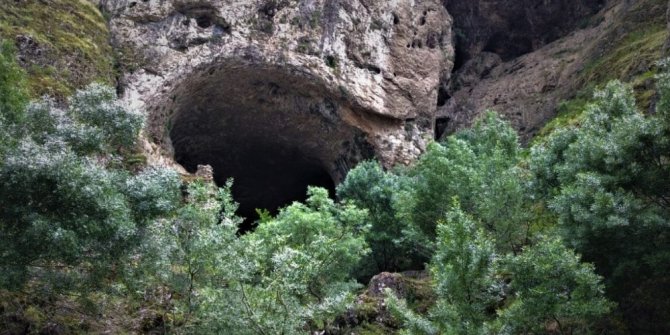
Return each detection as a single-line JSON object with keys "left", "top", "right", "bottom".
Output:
{"left": 101, "top": 0, "right": 454, "bottom": 177}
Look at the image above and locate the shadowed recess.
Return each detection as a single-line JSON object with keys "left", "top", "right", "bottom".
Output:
{"left": 168, "top": 63, "right": 374, "bottom": 230}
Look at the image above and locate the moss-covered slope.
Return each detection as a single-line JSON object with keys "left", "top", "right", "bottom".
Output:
{"left": 535, "top": 0, "right": 669, "bottom": 140}
{"left": 0, "top": 0, "right": 115, "bottom": 99}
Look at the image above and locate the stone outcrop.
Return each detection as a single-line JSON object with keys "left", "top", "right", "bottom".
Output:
{"left": 102, "top": 0, "right": 453, "bottom": 223}
{"left": 102, "top": 0, "right": 454, "bottom": 174}
{"left": 440, "top": 0, "right": 669, "bottom": 141}
{"left": 101, "top": 0, "right": 668, "bottom": 177}
{"left": 334, "top": 271, "right": 433, "bottom": 334}
{"left": 443, "top": 0, "right": 604, "bottom": 67}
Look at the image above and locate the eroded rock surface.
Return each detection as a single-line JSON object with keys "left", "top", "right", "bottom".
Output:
{"left": 444, "top": 0, "right": 605, "bottom": 67}
{"left": 333, "top": 271, "right": 433, "bottom": 334}
{"left": 440, "top": 0, "right": 669, "bottom": 141}
{"left": 102, "top": 0, "right": 454, "bottom": 174}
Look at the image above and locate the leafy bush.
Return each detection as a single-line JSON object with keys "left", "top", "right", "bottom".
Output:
{"left": 530, "top": 72, "right": 670, "bottom": 332}
{"left": 397, "top": 112, "right": 534, "bottom": 256}
{"left": 389, "top": 205, "right": 611, "bottom": 335}
{"left": 428, "top": 203, "right": 499, "bottom": 335}
{"left": 492, "top": 236, "right": 613, "bottom": 334}
{"left": 134, "top": 184, "right": 369, "bottom": 334}
{"left": 337, "top": 161, "right": 418, "bottom": 277}
{"left": 0, "top": 79, "right": 178, "bottom": 291}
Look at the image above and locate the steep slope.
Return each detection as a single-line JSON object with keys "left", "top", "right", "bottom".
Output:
{"left": 0, "top": 0, "right": 115, "bottom": 99}
{"left": 444, "top": 0, "right": 605, "bottom": 67}
{"left": 439, "top": 0, "right": 669, "bottom": 142}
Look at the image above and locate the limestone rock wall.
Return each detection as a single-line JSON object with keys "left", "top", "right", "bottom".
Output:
{"left": 443, "top": 0, "right": 604, "bottom": 66}
{"left": 102, "top": 0, "right": 454, "bottom": 170}
{"left": 440, "top": 0, "right": 669, "bottom": 141}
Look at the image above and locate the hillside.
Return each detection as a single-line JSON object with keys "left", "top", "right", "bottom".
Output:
{"left": 0, "top": 0, "right": 669, "bottom": 334}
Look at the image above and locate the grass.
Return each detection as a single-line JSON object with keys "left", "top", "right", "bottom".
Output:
{"left": 579, "top": 25, "right": 667, "bottom": 86}
{"left": 0, "top": 0, "right": 115, "bottom": 99}
{"left": 538, "top": 0, "right": 668, "bottom": 140}
{"left": 534, "top": 89, "right": 592, "bottom": 141}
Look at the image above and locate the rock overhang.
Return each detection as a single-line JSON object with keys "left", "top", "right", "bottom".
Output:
{"left": 102, "top": 0, "right": 454, "bottom": 217}
{"left": 103, "top": 0, "right": 454, "bottom": 164}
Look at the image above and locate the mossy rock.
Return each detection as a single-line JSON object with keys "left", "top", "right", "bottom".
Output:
{"left": 330, "top": 272, "right": 434, "bottom": 335}
{"left": 537, "top": 0, "right": 668, "bottom": 140}
{"left": 577, "top": 0, "right": 667, "bottom": 89}
{"left": 0, "top": 0, "right": 115, "bottom": 100}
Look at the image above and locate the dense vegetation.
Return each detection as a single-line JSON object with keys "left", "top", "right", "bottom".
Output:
{"left": 1, "top": 38, "right": 669, "bottom": 334}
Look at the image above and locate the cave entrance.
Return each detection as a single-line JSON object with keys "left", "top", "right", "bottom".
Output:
{"left": 166, "top": 63, "right": 372, "bottom": 230}
{"left": 174, "top": 135, "right": 337, "bottom": 228}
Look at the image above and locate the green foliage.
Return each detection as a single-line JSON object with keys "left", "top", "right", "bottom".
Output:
{"left": 128, "top": 180, "right": 242, "bottom": 332}
{"left": 389, "top": 207, "right": 610, "bottom": 335}
{"left": 492, "top": 237, "right": 613, "bottom": 334}
{"left": 428, "top": 203, "right": 499, "bottom": 335}
{"left": 134, "top": 185, "right": 369, "bottom": 334}
{"left": 579, "top": 19, "right": 667, "bottom": 86}
{"left": 229, "top": 187, "right": 369, "bottom": 334}
{"left": 530, "top": 74, "right": 670, "bottom": 332}
{"left": 0, "top": 82, "right": 179, "bottom": 291}
{"left": 67, "top": 84, "right": 144, "bottom": 152}
{"left": 249, "top": 186, "right": 369, "bottom": 295}
{"left": 399, "top": 112, "right": 532, "bottom": 255}
{"left": 0, "top": 0, "right": 115, "bottom": 98}
{"left": 0, "top": 20, "right": 667, "bottom": 332}
{"left": 22, "top": 84, "right": 143, "bottom": 155}
{"left": 125, "top": 167, "right": 182, "bottom": 221}
{"left": 337, "top": 161, "right": 417, "bottom": 277}
{"left": 0, "top": 40, "right": 27, "bottom": 125}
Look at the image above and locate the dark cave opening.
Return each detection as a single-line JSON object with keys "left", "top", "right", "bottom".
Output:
{"left": 175, "top": 139, "right": 336, "bottom": 230}
{"left": 166, "top": 64, "right": 372, "bottom": 231}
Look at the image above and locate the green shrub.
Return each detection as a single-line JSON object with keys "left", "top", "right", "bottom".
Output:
{"left": 0, "top": 81, "right": 179, "bottom": 291}
{"left": 398, "top": 112, "right": 532, "bottom": 256}
{"left": 133, "top": 184, "right": 370, "bottom": 334}
{"left": 530, "top": 68, "right": 670, "bottom": 332}
{"left": 337, "top": 161, "right": 418, "bottom": 278}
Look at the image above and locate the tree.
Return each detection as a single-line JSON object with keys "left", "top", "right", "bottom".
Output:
{"left": 530, "top": 76, "right": 670, "bottom": 332}
{"left": 428, "top": 202, "right": 499, "bottom": 335}
{"left": 0, "top": 83, "right": 179, "bottom": 291}
{"left": 337, "top": 160, "right": 418, "bottom": 277}
{"left": 491, "top": 237, "right": 613, "bottom": 334}
{"left": 136, "top": 185, "right": 370, "bottom": 334}
{"left": 398, "top": 112, "right": 533, "bottom": 256}
{"left": 389, "top": 206, "right": 610, "bottom": 335}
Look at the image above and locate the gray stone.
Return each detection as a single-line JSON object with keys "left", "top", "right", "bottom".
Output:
{"left": 102, "top": 0, "right": 454, "bottom": 174}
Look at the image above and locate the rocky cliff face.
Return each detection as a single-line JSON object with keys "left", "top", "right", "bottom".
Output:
{"left": 439, "top": 0, "right": 669, "bottom": 141}
{"left": 101, "top": 0, "right": 453, "bottom": 220}
{"left": 102, "top": 0, "right": 454, "bottom": 173}
{"left": 444, "top": 0, "right": 604, "bottom": 66}
{"left": 101, "top": 0, "right": 669, "bottom": 180}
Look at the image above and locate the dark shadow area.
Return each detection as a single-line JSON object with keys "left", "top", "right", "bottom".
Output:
{"left": 175, "top": 140, "right": 335, "bottom": 230}
{"left": 444, "top": 0, "right": 604, "bottom": 67}
{"left": 166, "top": 64, "right": 373, "bottom": 231}
{"left": 482, "top": 33, "right": 533, "bottom": 61}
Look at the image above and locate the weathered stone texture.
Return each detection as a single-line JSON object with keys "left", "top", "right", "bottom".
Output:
{"left": 102, "top": 0, "right": 454, "bottom": 171}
